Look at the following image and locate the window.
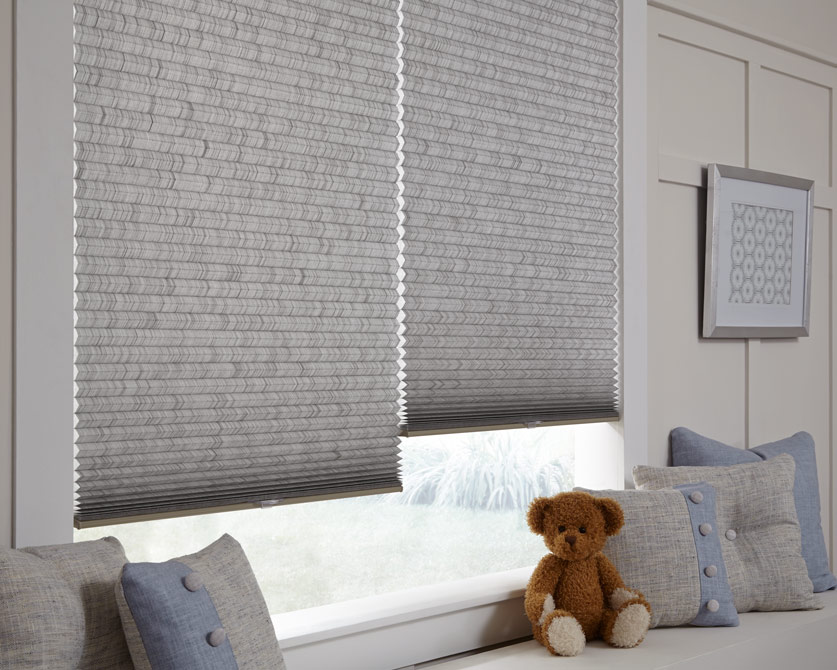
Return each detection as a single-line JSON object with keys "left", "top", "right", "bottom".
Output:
{"left": 75, "top": 422, "right": 620, "bottom": 613}
{"left": 16, "top": 0, "right": 649, "bottom": 666}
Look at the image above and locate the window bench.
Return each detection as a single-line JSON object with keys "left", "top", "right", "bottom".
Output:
{"left": 429, "top": 590, "right": 837, "bottom": 670}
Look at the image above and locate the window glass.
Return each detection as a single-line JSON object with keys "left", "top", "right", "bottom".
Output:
{"left": 75, "top": 423, "right": 620, "bottom": 613}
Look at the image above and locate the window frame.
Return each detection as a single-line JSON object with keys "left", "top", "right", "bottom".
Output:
{"left": 12, "top": 0, "right": 647, "bottom": 665}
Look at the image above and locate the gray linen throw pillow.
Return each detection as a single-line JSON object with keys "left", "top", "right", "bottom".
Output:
{"left": 670, "top": 427, "right": 837, "bottom": 592}
{"left": 634, "top": 455, "right": 821, "bottom": 614}
{"left": 576, "top": 484, "right": 738, "bottom": 628}
{"left": 0, "top": 537, "right": 133, "bottom": 669}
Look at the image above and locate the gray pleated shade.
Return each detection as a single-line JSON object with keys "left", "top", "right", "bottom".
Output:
{"left": 399, "top": 0, "right": 620, "bottom": 432}
{"left": 73, "top": 0, "right": 402, "bottom": 523}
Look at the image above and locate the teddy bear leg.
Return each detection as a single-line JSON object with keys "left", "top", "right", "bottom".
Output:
{"left": 601, "top": 598, "right": 651, "bottom": 649}
{"left": 540, "top": 610, "right": 586, "bottom": 657}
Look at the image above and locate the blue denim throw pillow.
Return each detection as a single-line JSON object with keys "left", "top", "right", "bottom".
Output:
{"left": 670, "top": 427, "right": 837, "bottom": 592}
{"left": 115, "top": 535, "right": 286, "bottom": 670}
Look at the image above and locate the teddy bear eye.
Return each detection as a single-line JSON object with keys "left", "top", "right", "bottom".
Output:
{"left": 558, "top": 525, "right": 566, "bottom": 533}
{"left": 579, "top": 526, "right": 586, "bottom": 534}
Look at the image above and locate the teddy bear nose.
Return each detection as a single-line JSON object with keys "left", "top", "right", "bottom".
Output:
{"left": 565, "top": 535, "right": 577, "bottom": 546}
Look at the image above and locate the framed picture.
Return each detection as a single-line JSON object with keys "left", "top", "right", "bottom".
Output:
{"left": 703, "top": 164, "right": 814, "bottom": 338}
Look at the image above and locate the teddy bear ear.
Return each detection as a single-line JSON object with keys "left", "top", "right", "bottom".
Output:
{"left": 527, "top": 497, "right": 552, "bottom": 535}
{"left": 596, "top": 497, "right": 624, "bottom": 536}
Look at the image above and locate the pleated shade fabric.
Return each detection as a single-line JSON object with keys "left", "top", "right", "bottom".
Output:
{"left": 73, "top": 0, "right": 402, "bottom": 523}
{"left": 399, "top": 0, "right": 620, "bottom": 432}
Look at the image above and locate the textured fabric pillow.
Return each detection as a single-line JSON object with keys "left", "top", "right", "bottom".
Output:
{"left": 116, "top": 534, "right": 285, "bottom": 670}
{"left": 671, "top": 427, "right": 837, "bottom": 592}
{"left": 577, "top": 484, "right": 738, "bottom": 628}
{"left": 0, "top": 536, "right": 133, "bottom": 669}
{"left": 634, "top": 455, "right": 822, "bottom": 613}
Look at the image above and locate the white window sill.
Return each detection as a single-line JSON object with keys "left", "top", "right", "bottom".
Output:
{"left": 431, "top": 589, "right": 837, "bottom": 670}
{"left": 272, "top": 567, "right": 533, "bottom": 670}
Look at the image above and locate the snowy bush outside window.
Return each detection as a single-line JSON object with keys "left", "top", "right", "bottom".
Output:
{"left": 75, "top": 423, "right": 620, "bottom": 614}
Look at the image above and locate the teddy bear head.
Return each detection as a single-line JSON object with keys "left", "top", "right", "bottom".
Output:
{"left": 527, "top": 491, "right": 624, "bottom": 561}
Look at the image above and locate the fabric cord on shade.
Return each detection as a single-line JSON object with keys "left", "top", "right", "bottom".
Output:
{"left": 398, "top": 0, "right": 620, "bottom": 432}
{"left": 73, "top": 0, "right": 402, "bottom": 523}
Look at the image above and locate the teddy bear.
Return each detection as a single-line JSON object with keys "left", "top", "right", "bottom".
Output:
{"left": 525, "top": 491, "right": 651, "bottom": 656}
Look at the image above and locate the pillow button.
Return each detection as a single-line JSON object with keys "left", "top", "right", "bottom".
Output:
{"left": 183, "top": 572, "right": 203, "bottom": 592}
{"left": 725, "top": 529, "right": 737, "bottom": 541}
{"left": 699, "top": 523, "right": 712, "bottom": 536}
{"left": 706, "top": 599, "right": 720, "bottom": 613}
{"left": 689, "top": 491, "right": 704, "bottom": 504}
{"left": 704, "top": 565, "right": 718, "bottom": 578}
{"left": 208, "top": 627, "right": 227, "bottom": 647}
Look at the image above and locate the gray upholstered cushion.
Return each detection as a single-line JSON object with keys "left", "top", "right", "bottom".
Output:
{"left": 577, "top": 484, "right": 738, "bottom": 628}
{"left": 671, "top": 427, "right": 837, "bottom": 592}
{"left": 0, "top": 536, "right": 133, "bottom": 669}
{"left": 634, "top": 455, "right": 822, "bottom": 613}
{"left": 116, "top": 534, "right": 285, "bottom": 670}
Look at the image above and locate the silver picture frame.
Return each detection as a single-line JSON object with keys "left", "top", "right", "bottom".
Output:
{"left": 703, "top": 164, "right": 814, "bottom": 338}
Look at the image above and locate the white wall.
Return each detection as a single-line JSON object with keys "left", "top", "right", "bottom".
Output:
{"left": 647, "top": 2, "right": 837, "bottom": 566}
{"left": 1, "top": 0, "right": 13, "bottom": 550}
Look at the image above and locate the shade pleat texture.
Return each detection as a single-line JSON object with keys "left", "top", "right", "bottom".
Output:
{"left": 399, "top": 0, "right": 620, "bottom": 431}
{"left": 73, "top": 0, "right": 402, "bottom": 523}
{"left": 74, "top": 0, "right": 620, "bottom": 523}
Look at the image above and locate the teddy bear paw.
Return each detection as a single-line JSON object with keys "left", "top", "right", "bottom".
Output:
{"left": 609, "top": 602, "right": 651, "bottom": 648}
{"left": 544, "top": 613, "right": 586, "bottom": 657}
{"left": 537, "top": 594, "right": 556, "bottom": 626}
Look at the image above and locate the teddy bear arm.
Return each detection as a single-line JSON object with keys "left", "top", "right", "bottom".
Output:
{"left": 525, "top": 554, "right": 565, "bottom": 625}
{"left": 596, "top": 553, "right": 649, "bottom": 610}
{"left": 595, "top": 553, "right": 627, "bottom": 602}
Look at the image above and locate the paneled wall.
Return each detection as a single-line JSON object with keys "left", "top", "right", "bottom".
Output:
{"left": 647, "top": 4, "right": 837, "bottom": 566}
{"left": 1, "top": 0, "right": 13, "bottom": 549}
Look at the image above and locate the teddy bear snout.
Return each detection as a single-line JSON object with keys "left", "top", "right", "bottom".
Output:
{"left": 565, "top": 535, "right": 577, "bottom": 546}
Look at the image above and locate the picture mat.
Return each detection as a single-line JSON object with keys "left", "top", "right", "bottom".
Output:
{"left": 713, "top": 178, "right": 809, "bottom": 329}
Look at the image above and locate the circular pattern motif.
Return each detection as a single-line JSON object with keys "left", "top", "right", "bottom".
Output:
{"left": 742, "top": 280, "right": 754, "bottom": 302}
{"left": 743, "top": 255, "right": 755, "bottom": 278}
{"left": 765, "top": 209, "right": 777, "bottom": 231}
{"left": 776, "top": 223, "right": 787, "bottom": 244}
{"left": 731, "top": 242, "right": 745, "bottom": 265}
{"left": 732, "top": 217, "right": 745, "bottom": 240}
{"left": 743, "top": 231, "right": 756, "bottom": 254}
{"left": 764, "top": 282, "right": 775, "bottom": 302}
{"left": 754, "top": 219, "right": 766, "bottom": 243}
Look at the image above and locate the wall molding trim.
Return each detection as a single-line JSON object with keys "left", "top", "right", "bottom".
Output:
{"left": 648, "top": 0, "right": 837, "bottom": 68}
{"left": 13, "top": 0, "right": 74, "bottom": 547}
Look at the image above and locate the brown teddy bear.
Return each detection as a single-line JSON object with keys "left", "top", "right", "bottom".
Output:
{"left": 525, "top": 491, "right": 651, "bottom": 656}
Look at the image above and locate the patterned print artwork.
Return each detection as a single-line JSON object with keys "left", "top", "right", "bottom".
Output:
{"left": 729, "top": 202, "right": 793, "bottom": 304}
